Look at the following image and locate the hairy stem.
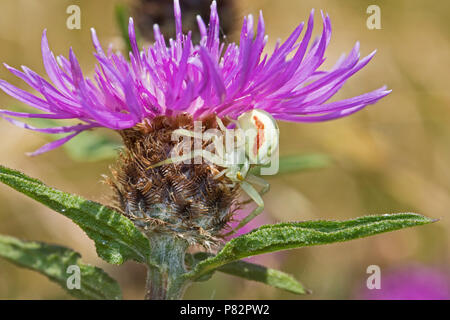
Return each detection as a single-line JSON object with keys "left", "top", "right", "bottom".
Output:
{"left": 145, "top": 233, "right": 190, "bottom": 300}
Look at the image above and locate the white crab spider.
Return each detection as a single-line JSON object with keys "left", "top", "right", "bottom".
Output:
{"left": 149, "top": 109, "right": 279, "bottom": 235}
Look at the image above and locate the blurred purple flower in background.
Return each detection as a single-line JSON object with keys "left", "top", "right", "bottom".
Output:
{"left": 0, "top": 0, "right": 390, "bottom": 155}
{"left": 356, "top": 265, "right": 450, "bottom": 300}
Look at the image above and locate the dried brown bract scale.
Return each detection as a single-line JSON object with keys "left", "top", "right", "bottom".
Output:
{"left": 106, "top": 114, "right": 241, "bottom": 247}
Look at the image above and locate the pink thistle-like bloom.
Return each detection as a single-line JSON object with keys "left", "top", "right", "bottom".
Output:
{"left": 0, "top": 0, "right": 390, "bottom": 155}
{"left": 356, "top": 265, "right": 450, "bottom": 300}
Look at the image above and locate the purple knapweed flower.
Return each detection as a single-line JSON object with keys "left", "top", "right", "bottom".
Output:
{"left": 356, "top": 265, "right": 450, "bottom": 300}
{"left": 0, "top": 0, "right": 390, "bottom": 156}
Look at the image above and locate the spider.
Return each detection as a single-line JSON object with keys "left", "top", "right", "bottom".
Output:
{"left": 149, "top": 109, "right": 279, "bottom": 235}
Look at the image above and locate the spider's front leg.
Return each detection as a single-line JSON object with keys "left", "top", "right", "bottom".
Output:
{"left": 215, "top": 116, "right": 228, "bottom": 132}
{"left": 147, "top": 149, "right": 205, "bottom": 168}
{"left": 173, "top": 128, "right": 220, "bottom": 142}
{"left": 239, "top": 173, "right": 270, "bottom": 205}
{"left": 147, "top": 126, "right": 224, "bottom": 168}
{"left": 224, "top": 180, "right": 265, "bottom": 236}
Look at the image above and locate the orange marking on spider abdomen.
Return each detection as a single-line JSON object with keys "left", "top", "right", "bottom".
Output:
{"left": 252, "top": 115, "right": 265, "bottom": 157}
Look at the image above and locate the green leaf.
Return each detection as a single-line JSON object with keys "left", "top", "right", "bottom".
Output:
{"left": 251, "top": 153, "right": 332, "bottom": 176}
{"left": 277, "top": 154, "right": 332, "bottom": 174}
{"left": 0, "top": 165, "right": 151, "bottom": 265}
{"left": 219, "top": 260, "right": 308, "bottom": 295}
{"left": 187, "top": 252, "right": 308, "bottom": 295}
{"left": 0, "top": 234, "right": 121, "bottom": 300}
{"left": 185, "top": 213, "right": 435, "bottom": 279}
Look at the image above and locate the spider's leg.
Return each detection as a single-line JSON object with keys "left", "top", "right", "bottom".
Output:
{"left": 147, "top": 150, "right": 204, "bottom": 168}
{"left": 215, "top": 115, "right": 228, "bottom": 132}
{"left": 240, "top": 174, "right": 270, "bottom": 205}
{"left": 173, "top": 128, "right": 225, "bottom": 152}
{"left": 224, "top": 180, "right": 264, "bottom": 236}
{"left": 239, "top": 158, "right": 251, "bottom": 178}
{"left": 173, "top": 128, "right": 203, "bottom": 140}
{"left": 213, "top": 167, "right": 229, "bottom": 179}
{"left": 203, "top": 131, "right": 223, "bottom": 142}
{"left": 211, "top": 116, "right": 229, "bottom": 154}
{"left": 201, "top": 149, "right": 229, "bottom": 167}
{"left": 247, "top": 173, "right": 270, "bottom": 194}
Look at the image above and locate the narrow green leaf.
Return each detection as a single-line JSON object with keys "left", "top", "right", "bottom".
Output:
{"left": 251, "top": 153, "right": 332, "bottom": 176}
{"left": 0, "top": 165, "right": 150, "bottom": 265}
{"left": 218, "top": 260, "right": 308, "bottom": 295}
{"left": 187, "top": 252, "right": 308, "bottom": 295}
{"left": 186, "top": 213, "right": 434, "bottom": 279}
{"left": 277, "top": 154, "right": 332, "bottom": 174}
{"left": 0, "top": 235, "right": 121, "bottom": 300}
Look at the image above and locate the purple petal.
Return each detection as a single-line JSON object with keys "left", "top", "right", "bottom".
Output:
{"left": 0, "top": 109, "right": 75, "bottom": 119}
{"left": 199, "top": 47, "right": 226, "bottom": 104}
{"left": 0, "top": 79, "right": 50, "bottom": 112}
{"left": 41, "top": 30, "right": 71, "bottom": 95}
{"left": 128, "top": 18, "right": 141, "bottom": 67}
{"left": 173, "top": 0, "right": 183, "bottom": 40}
{"left": 26, "top": 131, "right": 83, "bottom": 156}
{"left": 1, "top": 116, "right": 97, "bottom": 133}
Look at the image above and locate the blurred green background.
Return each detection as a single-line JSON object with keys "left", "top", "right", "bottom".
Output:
{"left": 0, "top": 0, "right": 449, "bottom": 299}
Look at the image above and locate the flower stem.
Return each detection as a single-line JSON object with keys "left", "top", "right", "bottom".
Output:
{"left": 145, "top": 233, "right": 190, "bottom": 300}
